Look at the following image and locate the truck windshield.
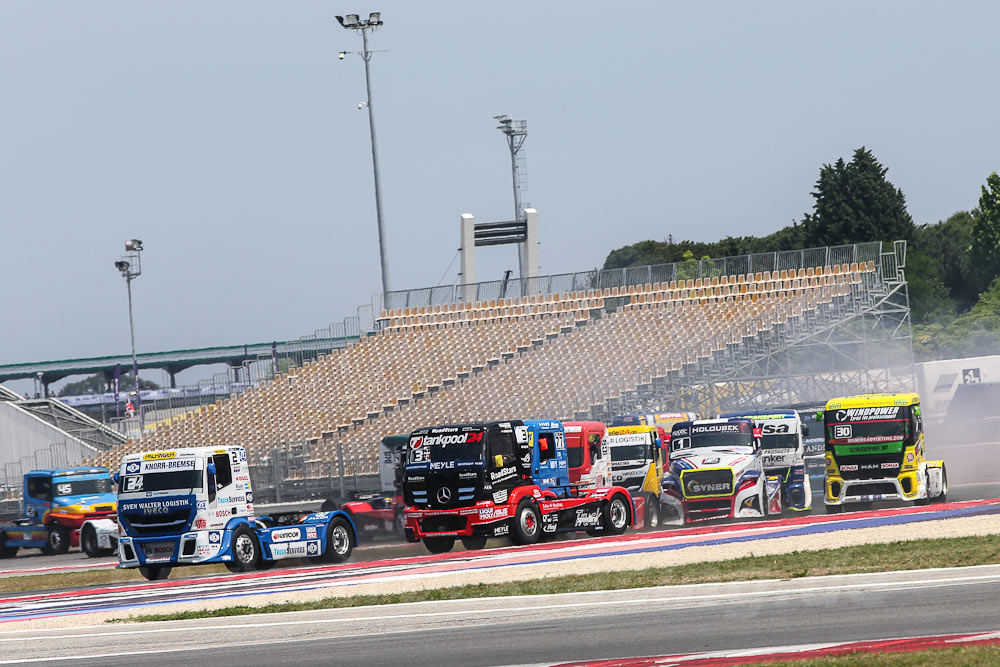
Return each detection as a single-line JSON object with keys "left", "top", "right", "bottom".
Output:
{"left": 674, "top": 423, "right": 755, "bottom": 451}
{"left": 53, "top": 478, "right": 113, "bottom": 496}
{"left": 760, "top": 433, "right": 799, "bottom": 450}
{"left": 610, "top": 444, "right": 648, "bottom": 461}
{"left": 567, "top": 447, "right": 585, "bottom": 468}
{"left": 825, "top": 411, "right": 908, "bottom": 445}
{"left": 119, "top": 470, "right": 203, "bottom": 494}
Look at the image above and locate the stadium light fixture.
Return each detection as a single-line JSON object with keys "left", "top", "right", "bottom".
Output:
{"left": 337, "top": 10, "right": 391, "bottom": 295}
{"left": 114, "top": 240, "right": 144, "bottom": 438}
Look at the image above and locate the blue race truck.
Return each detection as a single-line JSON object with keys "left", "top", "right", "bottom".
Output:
{"left": 0, "top": 467, "right": 118, "bottom": 558}
{"left": 116, "top": 446, "right": 358, "bottom": 580}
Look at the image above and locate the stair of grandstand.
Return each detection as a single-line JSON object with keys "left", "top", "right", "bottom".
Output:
{"left": 11, "top": 397, "right": 127, "bottom": 450}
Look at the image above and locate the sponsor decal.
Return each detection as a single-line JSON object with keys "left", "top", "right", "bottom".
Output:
{"left": 312, "top": 512, "right": 330, "bottom": 520}
{"left": 840, "top": 464, "right": 859, "bottom": 471}
{"left": 140, "top": 458, "right": 197, "bottom": 473}
{"left": 493, "top": 524, "right": 509, "bottom": 536}
{"left": 436, "top": 487, "right": 453, "bottom": 503}
{"left": 687, "top": 480, "right": 731, "bottom": 494}
{"left": 271, "top": 528, "right": 301, "bottom": 542}
{"left": 194, "top": 519, "right": 207, "bottom": 529}
{"left": 120, "top": 498, "right": 189, "bottom": 515}
{"left": 478, "top": 507, "right": 508, "bottom": 521}
{"left": 215, "top": 508, "right": 236, "bottom": 517}
{"left": 216, "top": 496, "right": 246, "bottom": 505}
{"left": 125, "top": 462, "right": 141, "bottom": 474}
{"left": 142, "top": 542, "right": 175, "bottom": 562}
{"left": 270, "top": 541, "right": 310, "bottom": 558}
{"left": 305, "top": 526, "right": 317, "bottom": 539}
{"left": 197, "top": 500, "right": 207, "bottom": 510}
{"left": 196, "top": 545, "right": 213, "bottom": 556}
{"left": 459, "top": 472, "right": 478, "bottom": 479}
{"left": 490, "top": 466, "right": 516, "bottom": 482}
{"left": 542, "top": 513, "right": 558, "bottom": 532}
{"left": 307, "top": 541, "right": 319, "bottom": 555}
{"left": 834, "top": 407, "right": 901, "bottom": 422}
{"left": 143, "top": 451, "right": 176, "bottom": 461}
{"left": 246, "top": 492, "right": 253, "bottom": 503}
{"left": 761, "top": 423, "right": 791, "bottom": 434}
{"left": 418, "top": 432, "right": 484, "bottom": 447}
{"left": 692, "top": 424, "right": 745, "bottom": 434}
{"left": 881, "top": 462, "right": 900, "bottom": 469}
{"left": 492, "top": 489, "right": 509, "bottom": 504}
{"left": 234, "top": 474, "right": 250, "bottom": 482}
{"left": 208, "top": 531, "right": 222, "bottom": 543}
{"left": 574, "top": 508, "right": 602, "bottom": 528}
{"left": 520, "top": 452, "right": 531, "bottom": 466}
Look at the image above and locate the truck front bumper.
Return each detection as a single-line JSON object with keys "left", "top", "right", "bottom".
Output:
{"left": 404, "top": 505, "right": 512, "bottom": 541}
{"left": 825, "top": 473, "right": 921, "bottom": 505}
{"left": 118, "top": 529, "right": 232, "bottom": 568}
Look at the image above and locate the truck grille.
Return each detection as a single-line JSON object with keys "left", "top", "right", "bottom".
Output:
{"left": 420, "top": 515, "right": 466, "bottom": 533}
{"left": 686, "top": 498, "right": 733, "bottom": 521}
{"left": 93, "top": 505, "right": 114, "bottom": 513}
{"left": 121, "top": 508, "right": 191, "bottom": 536}
{"left": 847, "top": 482, "right": 898, "bottom": 497}
{"left": 681, "top": 469, "right": 734, "bottom": 498}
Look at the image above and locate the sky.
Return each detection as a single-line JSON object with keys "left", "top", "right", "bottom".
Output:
{"left": 1, "top": 1, "right": 998, "bottom": 391}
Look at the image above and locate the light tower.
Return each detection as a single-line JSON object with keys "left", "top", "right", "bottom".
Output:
{"left": 495, "top": 114, "right": 530, "bottom": 277}
{"left": 337, "top": 12, "right": 391, "bottom": 295}
{"left": 114, "top": 239, "right": 143, "bottom": 438}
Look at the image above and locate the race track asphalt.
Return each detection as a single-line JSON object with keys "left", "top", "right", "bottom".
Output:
{"left": 4, "top": 565, "right": 1000, "bottom": 666}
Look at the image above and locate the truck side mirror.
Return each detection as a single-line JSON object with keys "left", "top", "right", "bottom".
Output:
{"left": 113, "top": 472, "right": 120, "bottom": 485}
{"left": 494, "top": 454, "right": 504, "bottom": 468}
{"left": 802, "top": 424, "right": 810, "bottom": 437}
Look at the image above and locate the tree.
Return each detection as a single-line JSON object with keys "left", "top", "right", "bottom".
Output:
{"left": 914, "top": 211, "right": 977, "bottom": 310}
{"left": 57, "top": 373, "right": 160, "bottom": 397}
{"left": 801, "top": 147, "right": 915, "bottom": 247}
{"left": 971, "top": 172, "right": 1000, "bottom": 289}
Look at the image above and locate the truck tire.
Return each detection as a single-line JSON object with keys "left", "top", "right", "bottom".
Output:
{"left": 423, "top": 536, "right": 455, "bottom": 554}
{"left": 309, "top": 516, "right": 354, "bottom": 564}
{"left": 0, "top": 544, "right": 18, "bottom": 559}
{"left": 81, "top": 525, "right": 114, "bottom": 558}
{"left": 461, "top": 537, "right": 488, "bottom": 551}
{"left": 224, "top": 525, "right": 261, "bottom": 573}
{"left": 644, "top": 495, "right": 660, "bottom": 530}
{"left": 393, "top": 511, "right": 406, "bottom": 540}
{"left": 43, "top": 525, "right": 70, "bottom": 555}
{"left": 603, "top": 494, "right": 630, "bottom": 535}
{"left": 139, "top": 565, "right": 171, "bottom": 581}
{"left": 511, "top": 499, "right": 541, "bottom": 545}
{"left": 931, "top": 467, "right": 948, "bottom": 504}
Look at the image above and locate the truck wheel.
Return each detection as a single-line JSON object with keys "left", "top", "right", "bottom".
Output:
{"left": 393, "top": 511, "right": 406, "bottom": 540}
{"left": 43, "top": 525, "right": 70, "bottom": 555}
{"left": 81, "top": 525, "right": 114, "bottom": 558}
{"left": 603, "top": 495, "right": 630, "bottom": 535}
{"left": 0, "top": 545, "right": 18, "bottom": 559}
{"left": 934, "top": 467, "right": 948, "bottom": 503}
{"left": 224, "top": 525, "right": 260, "bottom": 573}
{"left": 644, "top": 496, "right": 660, "bottom": 530}
{"left": 511, "top": 500, "right": 541, "bottom": 545}
{"left": 138, "top": 565, "right": 171, "bottom": 581}
{"left": 423, "top": 537, "right": 455, "bottom": 554}
{"left": 461, "top": 537, "right": 488, "bottom": 551}
{"left": 319, "top": 516, "right": 354, "bottom": 564}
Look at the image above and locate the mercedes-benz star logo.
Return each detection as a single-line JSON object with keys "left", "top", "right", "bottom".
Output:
{"left": 436, "top": 487, "right": 452, "bottom": 504}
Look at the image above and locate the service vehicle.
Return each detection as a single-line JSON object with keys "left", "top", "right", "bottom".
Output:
{"left": 563, "top": 421, "right": 611, "bottom": 486}
{"left": 402, "top": 420, "right": 635, "bottom": 553}
{"left": 605, "top": 424, "right": 666, "bottom": 528}
{"left": 0, "top": 467, "right": 118, "bottom": 559}
{"left": 818, "top": 393, "right": 947, "bottom": 511}
{"left": 660, "top": 418, "right": 781, "bottom": 524}
{"left": 335, "top": 434, "right": 408, "bottom": 540}
{"left": 718, "top": 410, "right": 812, "bottom": 512}
{"left": 116, "top": 446, "right": 357, "bottom": 580}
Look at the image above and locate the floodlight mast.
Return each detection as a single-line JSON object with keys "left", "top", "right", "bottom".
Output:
{"left": 336, "top": 12, "right": 391, "bottom": 296}
{"left": 114, "top": 240, "right": 144, "bottom": 438}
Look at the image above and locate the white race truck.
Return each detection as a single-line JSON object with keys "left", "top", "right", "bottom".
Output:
{"left": 116, "top": 446, "right": 357, "bottom": 580}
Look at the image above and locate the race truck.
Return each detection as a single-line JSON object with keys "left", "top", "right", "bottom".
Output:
{"left": 334, "top": 434, "right": 408, "bottom": 540}
{"left": 611, "top": 412, "right": 697, "bottom": 455}
{"left": 660, "top": 418, "right": 782, "bottom": 524}
{"left": 0, "top": 467, "right": 118, "bottom": 559}
{"left": 402, "top": 420, "right": 636, "bottom": 554}
{"left": 116, "top": 446, "right": 357, "bottom": 580}
{"left": 718, "top": 410, "right": 812, "bottom": 512}
{"left": 564, "top": 421, "right": 611, "bottom": 486}
{"left": 818, "top": 393, "right": 947, "bottom": 511}
{"left": 605, "top": 424, "right": 667, "bottom": 528}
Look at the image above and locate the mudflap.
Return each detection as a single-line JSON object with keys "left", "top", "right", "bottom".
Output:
{"left": 631, "top": 495, "right": 647, "bottom": 529}
{"left": 926, "top": 461, "right": 946, "bottom": 499}
{"left": 765, "top": 475, "right": 783, "bottom": 515}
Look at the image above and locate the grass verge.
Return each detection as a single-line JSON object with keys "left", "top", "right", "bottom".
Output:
{"left": 110, "top": 533, "right": 1000, "bottom": 622}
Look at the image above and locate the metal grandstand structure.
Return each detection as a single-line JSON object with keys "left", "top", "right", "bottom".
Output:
{"left": 578, "top": 241, "right": 914, "bottom": 419}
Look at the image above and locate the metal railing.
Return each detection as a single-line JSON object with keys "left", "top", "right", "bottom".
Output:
{"left": 379, "top": 242, "right": 884, "bottom": 310}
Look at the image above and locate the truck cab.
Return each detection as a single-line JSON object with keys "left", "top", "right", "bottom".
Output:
{"left": 605, "top": 424, "right": 666, "bottom": 528}
{"left": 0, "top": 467, "right": 117, "bottom": 558}
{"left": 718, "top": 410, "right": 812, "bottom": 512}
{"left": 117, "top": 447, "right": 357, "bottom": 580}
{"left": 819, "top": 393, "right": 947, "bottom": 511}
{"left": 403, "top": 420, "right": 635, "bottom": 554}
{"left": 563, "top": 421, "right": 610, "bottom": 486}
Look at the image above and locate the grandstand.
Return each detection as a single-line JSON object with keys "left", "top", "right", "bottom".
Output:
{"left": 89, "top": 241, "right": 913, "bottom": 498}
